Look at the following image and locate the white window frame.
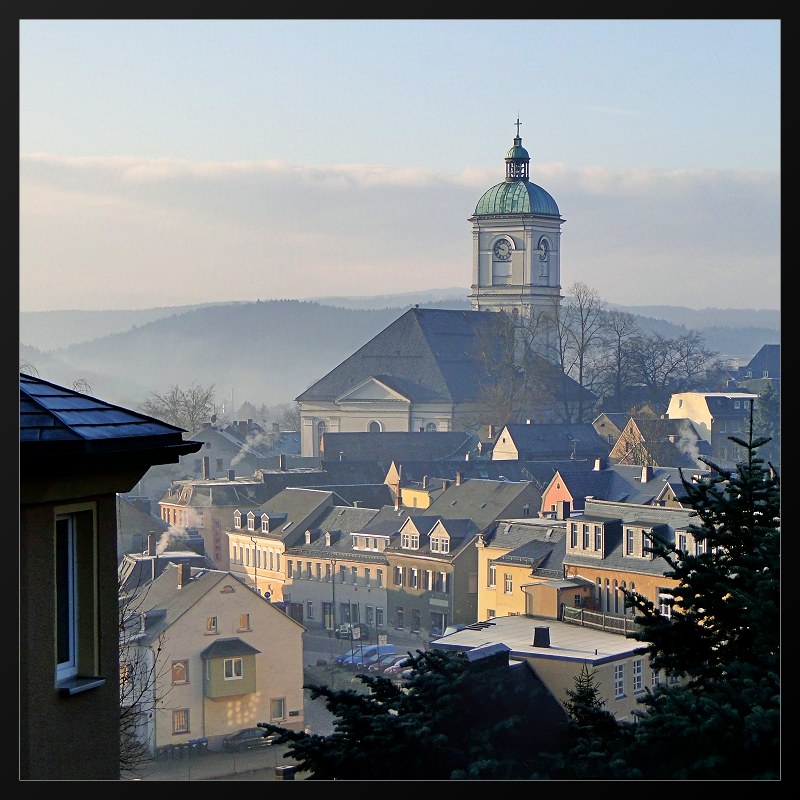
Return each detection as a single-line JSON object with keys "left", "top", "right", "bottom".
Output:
{"left": 223, "top": 657, "right": 244, "bottom": 681}
{"left": 614, "top": 663, "right": 625, "bottom": 699}
{"left": 504, "top": 573, "right": 513, "bottom": 594}
{"left": 270, "top": 697, "right": 286, "bottom": 721}
{"left": 488, "top": 564, "right": 496, "bottom": 588}
{"left": 633, "top": 658, "right": 644, "bottom": 693}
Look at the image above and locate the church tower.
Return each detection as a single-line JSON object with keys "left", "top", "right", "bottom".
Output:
{"left": 469, "top": 119, "right": 564, "bottom": 318}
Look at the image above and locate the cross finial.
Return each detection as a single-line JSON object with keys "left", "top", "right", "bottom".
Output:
{"left": 515, "top": 116, "right": 522, "bottom": 138}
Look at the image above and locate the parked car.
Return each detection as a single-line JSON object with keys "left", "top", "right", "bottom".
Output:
{"left": 222, "top": 727, "right": 278, "bottom": 752}
{"left": 334, "top": 622, "right": 369, "bottom": 640}
{"left": 367, "top": 653, "right": 409, "bottom": 673}
{"left": 336, "top": 643, "right": 398, "bottom": 667}
{"left": 384, "top": 656, "right": 413, "bottom": 677}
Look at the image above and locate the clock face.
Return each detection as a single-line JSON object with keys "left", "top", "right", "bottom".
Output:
{"left": 493, "top": 239, "right": 512, "bottom": 260}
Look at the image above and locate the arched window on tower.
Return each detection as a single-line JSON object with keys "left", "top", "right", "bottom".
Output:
{"left": 368, "top": 420, "right": 382, "bottom": 433}
{"left": 316, "top": 420, "right": 327, "bottom": 456}
{"left": 537, "top": 237, "right": 550, "bottom": 279}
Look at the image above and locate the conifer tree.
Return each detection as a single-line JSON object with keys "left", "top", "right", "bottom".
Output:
{"left": 620, "top": 415, "right": 780, "bottom": 779}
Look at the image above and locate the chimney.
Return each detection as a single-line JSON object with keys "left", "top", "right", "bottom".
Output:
{"left": 177, "top": 562, "right": 192, "bottom": 589}
{"left": 227, "top": 468, "right": 235, "bottom": 481}
{"left": 594, "top": 457, "right": 606, "bottom": 471}
{"left": 147, "top": 534, "right": 157, "bottom": 557}
{"left": 422, "top": 475, "right": 428, "bottom": 489}
{"left": 442, "top": 480, "right": 450, "bottom": 491}
{"left": 325, "top": 531, "right": 331, "bottom": 546}
{"left": 456, "top": 471, "right": 463, "bottom": 486}
{"left": 279, "top": 454, "right": 286, "bottom": 471}
{"left": 305, "top": 531, "right": 311, "bottom": 544}
{"left": 488, "top": 424, "right": 496, "bottom": 439}
{"left": 533, "top": 626, "right": 550, "bottom": 648}
{"left": 465, "top": 451, "right": 470, "bottom": 461}
{"left": 641, "top": 465, "right": 654, "bottom": 482}
{"left": 202, "top": 456, "right": 210, "bottom": 479}
{"left": 556, "top": 500, "right": 571, "bottom": 520}
{"left": 394, "top": 491, "right": 400, "bottom": 511}
{"left": 272, "top": 422, "right": 280, "bottom": 433}
{"left": 353, "top": 500, "right": 359, "bottom": 508}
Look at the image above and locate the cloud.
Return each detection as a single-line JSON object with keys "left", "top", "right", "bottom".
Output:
{"left": 19, "top": 154, "right": 780, "bottom": 312}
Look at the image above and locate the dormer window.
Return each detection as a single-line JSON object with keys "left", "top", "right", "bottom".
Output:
{"left": 233, "top": 511, "right": 241, "bottom": 530}
{"left": 246, "top": 513, "right": 255, "bottom": 532}
{"left": 401, "top": 532, "right": 420, "bottom": 549}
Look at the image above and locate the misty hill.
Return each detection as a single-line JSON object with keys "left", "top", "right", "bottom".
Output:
{"left": 19, "top": 294, "right": 779, "bottom": 413}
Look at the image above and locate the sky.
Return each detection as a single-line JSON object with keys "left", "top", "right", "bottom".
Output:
{"left": 19, "top": 19, "right": 781, "bottom": 312}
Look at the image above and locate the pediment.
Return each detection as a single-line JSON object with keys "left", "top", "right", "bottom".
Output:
{"left": 336, "top": 377, "right": 411, "bottom": 404}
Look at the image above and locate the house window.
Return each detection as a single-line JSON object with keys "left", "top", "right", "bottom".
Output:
{"left": 287, "top": 561, "right": 294, "bottom": 579}
{"left": 340, "top": 566, "right": 347, "bottom": 583}
{"left": 224, "top": 657, "right": 243, "bottom": 680}
{"left": 316, "top": 562, "right": 322, "bottom": 581}
{"left": 677, "top": 533, "right": 687, "bottom": 552}
{"left": 411, "top": 609, "right": 421, "bottom": 632}
{"left": 570, "top": 523, "right": 578, "bottom": 547}
{"left": 652, "top": 669, "right": 661, "bottom": 687}
{"left": 261, "top": 518, "right": 268, "bottom": 533}
{"left": 410, "top": 568, "right": 419, "bottom": 589}
{"left": 401, "top": 533, "right": 420, "bottom": 549}
{"left": 633, "top": 659, "right": 644, "bottom": 693}
{"left": 366, "top": 606, "right": 374, "bottom": 625}
{"left": 430, "top": 537, "right": 439, "bottom": 552}
{"left": 734, "top": 400, "right": 741, "bottom": 409}
{"left": 270, "top": 698, "right": 286, "bottom": 721}
{"left": 522, "top": 503, "right": 530, "bottom": 516}
{"left": 696, "top": 538, "right": 706, "bottom": 556}
{"left": 594, "top": 525, "right": 602, "bottom": 551}
{"left": 425, "top": 422, "right": 437, "bottom": 431}
{"left": 238, "top": 613, "right": 251, "bottom": 631}
{"left": 307, "top": 561, "right": 313, "bottom": 579}
{"left": 614, "top": 664, "right": 625, "bottom": 699}
{"left": 325, "top": 563, "right": 331, "bottom": 581}
{"left": 247, "top": 516, "right": 255, "bottom": 532}
{"left": 234, "top": 512, "right": 241, "bottom": 529}
{"left": 658, "top": 588, "right": 672, "bottom": 618}
{"left": 667, "top": 673, "right": 680, "bottom": 686}
{"left": 365, "top": 568, "right": 371, "bottom": 586}
{"left": 504, "top": 574, "right": 513, "bottom": 594}
{"left": 425, "top": 570, "right": 433, "bottom": 590}
{"left": 377, "top": 569, "right": 383, "bottom": 588}
{"left": 172, "top": 709, "right": 190, "bottom": 734}
{"left": 488, "top": 564, "right": 496, "bottom": 588}
{"left": 582, "top": 524, "right": 590, "bottom": 549}
{"left": 376, "top": 607, "right": 385, "bottom": 627}
{"left": 394, "top": 566, "right": 403, "bottom": 586}
{"left": 396, "top": 607, "right": 404, "bottom": 629}
{"left": 351, "top": 566, "right": 358, "bottom": 584}
{"left": 55, "top": 507, "right": 102, "bottom": 686}
{"left": 206, "top": 616, "right": 218, "bottom": 634}
{"left": 368, "top": 420, "right": 382, "bottom": 433}
{"left": 439, "top": 538, "right": 449, "bottom": 553}
{"left": 171, "top": 660, "right": 189, "bottom": 684}
{"left": 626, "top": 528, "right": 634, "bottom": 555}
{"left": 486, "top": 609, "right": 495, "bottom": 619}
{"left": 306, "top": 601, "right": 314, "bottom": 620}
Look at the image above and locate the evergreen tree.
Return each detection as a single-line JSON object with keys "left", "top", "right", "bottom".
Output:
{"left": 260, "top": 648, "right": 567, "bottom": 780}
{"left": 621, "top": 421, "right": 780, "bottom": 779}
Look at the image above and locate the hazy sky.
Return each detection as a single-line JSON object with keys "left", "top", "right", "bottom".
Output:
{"left": 19, "top": 19, "right": 780, "bottom": 312}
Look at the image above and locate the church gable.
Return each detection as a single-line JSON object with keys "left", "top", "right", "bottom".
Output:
{"left": 336, "top": 376, "right": 412, "bottom": 404}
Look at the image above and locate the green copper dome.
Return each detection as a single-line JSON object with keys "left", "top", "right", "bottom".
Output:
{"left": 474, "top": 120, "right": 560, "bottom": 217}
{"left": 475, "top": 180, "right": 560, "bottom": 216}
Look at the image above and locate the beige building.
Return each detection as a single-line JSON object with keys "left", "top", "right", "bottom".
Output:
{"left": 433, "top": 614, "right": 671, "bottom": 722}
{"left": 666, "top": 391, "right": 758, "bottom": 467}
{"left": 123, "top": 563, "right": 305, "bottom": 755}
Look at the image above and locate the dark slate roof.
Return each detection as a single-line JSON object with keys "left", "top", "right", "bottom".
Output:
{"left": 161, "top": 479, "right": 269, "bottom": 507}
{"left": 565, "top": 499, "right": 697, "bottom": 575}
{"left": 200, "top": 637, "right": 261, "bottom": 659}
{"left": 321, "top": 431, "right": 477, "bottom": 462}
{"left": 20, "top": 372, "right": 202, "bottom": 462}
{"left": 311, "top": 484, "right": 394, "bottom": 508}
{"left": 290, "top": 506, "right": 384, "bottom": 560}
{"left": 498, "top": 423, "right": 610, "bottom": 460}
{"left": 295, "top": 307, "right": 590, "bottom": 405}
{"left": 118, "top": 550, "right": 215, "bottom": 596}
{"left": 258, "top": 461, "right": 388, "bottom": 501}
{"left": 738, "top": 343, "right": 780, "bottom": 381}
{"left": 426, "top": 478, "right": 538, "bottom": 529}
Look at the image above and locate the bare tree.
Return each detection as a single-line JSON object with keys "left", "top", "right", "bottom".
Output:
{"left": 140, "top": 383, "right": 216, "bottom": 433}
{"left": 594, "top": 308, "right": 640, "bottom": 411}
{"left": 118, "top": 575, "right": 172, "bottom": 774}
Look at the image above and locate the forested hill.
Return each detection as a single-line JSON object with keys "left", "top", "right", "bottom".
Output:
{"left": 19, "top": 295, "right": 779, "bottom": 412}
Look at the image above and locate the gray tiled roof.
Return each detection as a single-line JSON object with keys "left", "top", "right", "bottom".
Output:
{"left": 498, "top": 422, "right": 610, "bottom": 460}
{"left": 295, "top": 308, "right": 590, "bottom": 405}
{"left": 322, "top": 431, "right": 477, "bottom": 462}
{"left": 426, "top": 478, "right": 537, "bottom": 529}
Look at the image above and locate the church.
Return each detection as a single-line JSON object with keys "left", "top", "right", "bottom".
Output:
{"left": 296, "top": 122, "right": 589, "bottom": 458}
